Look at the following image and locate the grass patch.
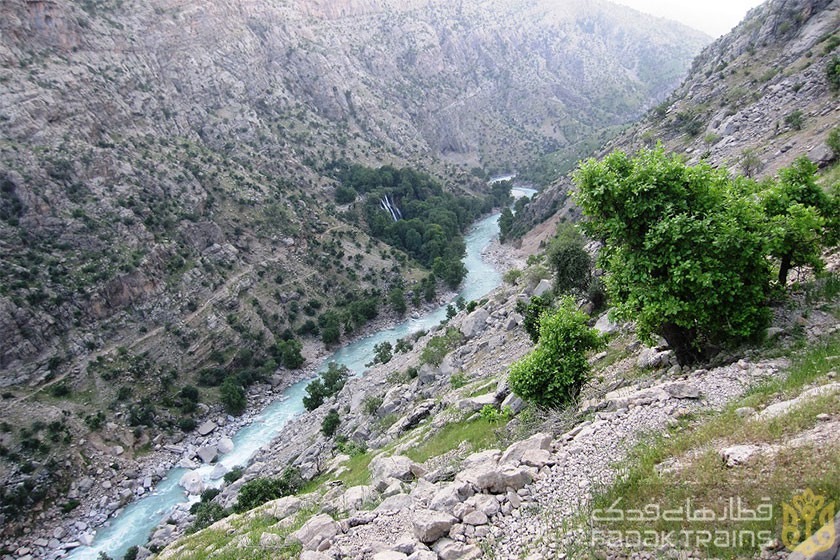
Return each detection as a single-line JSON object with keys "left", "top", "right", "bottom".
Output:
{"left": 405, "top": 417, "right": 506, "bottom": 464}
{"left": 582, "top": 332, "right": 840, "bottom": 558}
{"left": 165, "top": 505, "right": 316, "bottom": 560}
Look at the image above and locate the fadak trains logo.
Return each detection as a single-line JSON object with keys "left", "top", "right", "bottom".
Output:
{"left": 782, "top": 488, "right": 836, "bottom": 555}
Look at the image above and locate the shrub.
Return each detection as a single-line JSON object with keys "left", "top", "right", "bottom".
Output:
{"left": 784, "top": 110, "right": 804, "bottom": 130}
{"left": 508, "top": 298, "right": 604, "bottom": 408}
{"left": 123, "top": 546, "right": 139, "bottom": 560}
{"left": 420, "top": 328, "right": 463, "bottom": 367}
{"left": 303, "top": 362, "right": 350, "bottom": 411}
{"left": 178, "top": 417, "right": 196, "bottom": 432}
{"left": 321, "top": 409, "right": 340, "bottom": 437}
{"left": 449, "top": 372, "right": 468, "bottom": 389}
{"left": 515, "top": 295, "right": 552, "bottom": 344}
{"left": 827, "top": 127, "right": 840, "bottom": 158}
{"left": 366, "top": 341, "right": 393, "bottom": 367}
{"left": 827, "top": 56, "right": 840, "bottom": 89}
{"left": 480, "top": 404, "right": 514, "bottom": 423}
{"left": 223, "top": 467, "right": 243, "bottom": 484}
{"left": 49, "top": 383, "right": 71, "bottom": 398}
{"left": 362, "top": 396, "right": 383, "bottom": 416}
{"left": 276, "top": 338, "right": 305, "bottom": 369}
{"left": 546, "top": 223, "right": 591, "bottom": 295}
{"left": 503, "top": 268, "right": 522, "bottom": 285}
{"left": 233, "top": 468, "right": 302, "bottom": 513}
{"left": 220, "top": 376, "right": 247, "bottom": 416}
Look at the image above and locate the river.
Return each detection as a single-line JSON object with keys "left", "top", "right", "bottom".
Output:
{"left": 67, "top": 188, "right": 536, "bottom": 559}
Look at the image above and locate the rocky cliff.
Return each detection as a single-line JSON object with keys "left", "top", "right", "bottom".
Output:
{"left": 510, "top": 0, "right": 839, "bottom": 244}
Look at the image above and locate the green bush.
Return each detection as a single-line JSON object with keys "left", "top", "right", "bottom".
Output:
{"left": 223, "top": 467, "right": 243, "bottom": 484}
{"left": 827, "top": 56, "right": 840, "bottom": 89}
{"left": 276, "top": 338, "right": 305, "bottom": 369}
{"left": 233, "top": 468, "right": 302, "bottom": 513}
{"left": 321, "top": 409, "right": 340, "bottom": 437}
{"left": 515, "top": 295, "right": 552, "bottom": 344}
{"left": 362, "top": 396, "right": 383, "bottom": 416}
{"left": 546, "top": 223, "right": 591, "bottom": 295}
{"left": 508, "top": 298, "right": 604, "bottom": 408}
{"left": 449, "top": 372, "right": 468, "bottom": 389}
{"left": 220, "top": 376, "right": 247, "bottom": 416}
{"left": 420, "top": 328, "right": 463, "bottom": 367}
{"left": 303, "top": 362, "right": 350, "bottom": 411}
{"left": 785, "top": 110, "right": 804, "bottom": 130}
{"left": 827, "top": 127, "right": 840, "bottom": 158}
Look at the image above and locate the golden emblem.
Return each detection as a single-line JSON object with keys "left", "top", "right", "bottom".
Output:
{"left": 782, "top": 488, "right": 836, "bottom": 554}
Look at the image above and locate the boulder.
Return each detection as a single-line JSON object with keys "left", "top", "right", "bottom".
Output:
{"left": 265, "top": 496, "right": 302, "bottom": 521}
{"left": 456, "top": 464, "right": 532, "bottom": 493}
{"left": 178, "top": 471, "right": 204, "bottom": 495}
{"left": 196, "top": 445, "right": 218, "bottom": 464}
{"left": 467, "top": 494, "right": 500, "bottom": 516}
{"left": 290, "top": 514, "right": 341, "bottom": 551}
{"left": 720, "top": 445, "right": 761, "bottom": 467}
{"left": 432, "top": 538, "right": 483, "bottom": 560}
{"left": 370, "top": 455, "right": 422, "bottom": 487}
{"left": 461, "top": 449, "right": 501, "bottom": 471}
{"left": 501, "top": 392, "right": 525, "bottom": 415}
{"left": 462, "top": 510, "right": 488, "bottom": 525}
{"left": 407, "top": 552, "right": 438, "bottom": 560}
{"left": 499, "top": 433, "right": 552, "bottom": 465}
{"left": 259, "top": 532, "right": 284, "bottom": 548}
{"left": 531, "top": 279, "right": 553, "bottom": 297}
{"left": 460, "top": 308, "right": 490, "bottom": 339}
{"left": 519, "top": 448, "right": 552, "bottom": 468}
{"left": 336, "top": 485, "right": 376, "bottom": 513}
{"left": 376, "top": 494, "right": 417, "bottom": 513}
{"left": 372, "top": 552, "right": 409, "bottom": 560}
{"left": 456, "top": 393, "right": 497, "bottom": 413}
{"left": 300, "top": 553, "right": 332, "bottom": 560}
{"left": 217, "top": 437, "right": 234, "bottom": 454}
{"left": 663, "top": 382, "right": 701, "bottom": 399}
{"left": 429, "top": 481, "right": 474, "bottom": 512}
{"left": 412, "top": 509, "right": 457, "bottom": 544}
{"left": 196, "top": 421, "right": 217, "bottom": 436}
{"left": 594, "top": 312, "right": 620, "bottom": 334}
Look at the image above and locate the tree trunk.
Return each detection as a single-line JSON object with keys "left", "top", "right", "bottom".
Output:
{"left": 660, "top": 322, "right": 702, "bottom": 366}
{"left": 778, "top": 253, "right": 792, "bottom": 286}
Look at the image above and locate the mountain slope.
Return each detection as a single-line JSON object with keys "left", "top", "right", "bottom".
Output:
{"left": 510, "top": 0, "right": 839, "bottom": 247}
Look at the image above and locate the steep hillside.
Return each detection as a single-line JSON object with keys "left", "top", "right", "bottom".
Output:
{"left": 0, "top": 0, "right": 708, "bottom": 545}
{"left": 509, "top": 0, "right": 839, "bottom": 246}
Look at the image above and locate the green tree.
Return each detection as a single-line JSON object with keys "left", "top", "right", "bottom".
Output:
{"left": 233, "top": 468, "right": 302, "bottom": 513}
{"left": 220, "top": 376, "right": 247, "bottom": 415}
{"left": 499, "top": 207, "right": 515, "bottom": 241}
{"left": 366, "top": 341, "right": 393, "bottom": 366}
{"left": 761, "top": 156, "right": 836, "bottom": 285}
{"left": 303, "top": 362, "right": 350, "bottom": 411}
{"left": 574, "top": 147, "right": 771, "bottom": 364}
{"left": 546, "top": 223, "right": 591, "bottom": 295}
{"left": 276, "top": 338, "right": 305, "bottom": 369}
{"left": 826, "top": 127, "right": 840, "bottom": 159}
{"left": 515, "top": 295, "right": 552, "bottom": 343}
{"left": 827, "top": 55, "right": 840, "bottom": 89}
{"left": 388, "top": 287, "right": 407, "bottom": 315}
{"left": 508, "top": 298, "right": 603, "bottom": 407}
{"left": 321, "top": 409, "right": 340, "bottom": 437}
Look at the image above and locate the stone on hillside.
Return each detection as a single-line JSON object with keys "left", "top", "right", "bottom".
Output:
{"left": 291, "top": 514, "right": 341, "bottom": 551}
{"left": 300, "top": 552, "right": 331, "bottom": 560}
{"left": 456, "top": 464, "right": 532, "bottom": 493}
{"left": 376, "top": 494, "right": 416, "bottom": 513}
{"left": 336, "top": 485, "right": 376, "bottom": 513}
{"left": 461, "top": 308, "right": 490, "bottom": 339}
{"left": 413, "top": 509, "right": 457, "bottom": 543}
{"left": 196, "top": 421, "right": 217, "bottom": 436}
{"left": 370, "top": 455, "right": 423, "bottom": 486}
{"left": 373, "top": 552, "right": 409, "bottom": 560}
{"left": 594, "top": 312, "right": 620, "bottom": 334}
{"left": 663, "top": 382, "right": 701, "bottom": 399}
{"left": 429, "top": 481, "right": 474, "bottom": 511}
{"left": 265, "top": 496, "right": 302, "bottom": 521}
{"left": 432, "top": 538, "right": 483, "bottom": 560}
{"left": 501, "top": 392, "right": 525, "bottom": 414}
{"left": 457, "top": 393, "right": 497, "bottom": 413}
{"left": 179, "top": 471, "right": 204, "bottom": 495}
{"left": 720, "top": 445, "right": 761, "bottom": 467}
{"left": 519, "top": 448, "right": 552, "bottom": 468}
{"left": 467, "top": 493, "right": 501, "bottom": 516}
{"left": 407, "top": 552, "right": 438, "bottom": 560}
{"left": 462, "top": 510, "right": 488, "bottom": 526}
{"left": 531, "top": 279, "right": 553, "bottom": 297}
{"left": 217, "top": 437, "right": 234, "bottom": 454}
{"left": 196, "top": 445, "right": 218, "bottom": 464}
{"left": 636, "top": 348, "right": 673, "bottom": 370}
{"left": 499, "top": 433, "right": 552, "bottom": 466}
{"left": 808, "top": 143, "right": 834, "bottom": 168}
{"left": 461, "top": 449, "right": 501, "bottom": 470}
{"left": 259, "top": 532, "right": 284, "bottom": 548}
